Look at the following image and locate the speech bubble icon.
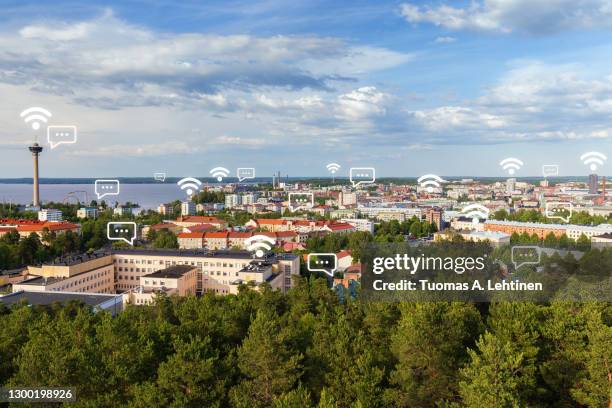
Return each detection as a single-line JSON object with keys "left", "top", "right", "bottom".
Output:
{"left": 47, "top": 125, "right": 77, "bottom": 149}
{"left": 237, "top": 167, "right": 256, "bottom": 182}
{"left": 288, "top": 192, "right": 314, "bottom": 212}
{"left": 511, "top": 246, "right": 541, "bottom": 269}
{"left": 349, "top": 167, "right": 375, "bottom": 187}
{"left": 542, "top": 165, "right": 559, "bottom": 178}
{"left": 154, "top": 172, "right": 166, "bottom": 182}
{"left": 545, "top": 202, "right": 573, "bottom": 223}
{"left": 107, "top": 222, "right": 137, "bottom": 246}
{"left": 95, "top": 179, "right": 120, "bottom": 200}
{"left": 307, "top": 253, "right": 338, "bottom": 277}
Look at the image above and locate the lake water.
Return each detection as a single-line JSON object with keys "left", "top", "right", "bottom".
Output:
{"left": 0, "top": 183, "right": 190, "bottom": 209}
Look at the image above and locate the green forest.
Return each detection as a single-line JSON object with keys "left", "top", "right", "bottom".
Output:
{"left": 1, "top": 278, "right": 610, "bottom": 407}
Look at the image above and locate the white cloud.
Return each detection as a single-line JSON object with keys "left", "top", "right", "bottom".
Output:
{"left": 336, "top": 86, "right": 390, "bottom": 120}
{"left": 400, "top": 0, "right": 612, "bottom": 34}
{"left": 0, "top": 11, "right": 411, "bottom": 111}
{"left": 434, "top": 36, "right": 457, "bottom": 43}
{"left": 408, "top": 62, "right": 612, "bottom": 143}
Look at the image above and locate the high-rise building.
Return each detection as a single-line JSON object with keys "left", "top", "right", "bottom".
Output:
{"left": 225, "top": 194, "right": 241, "bottom": 208}
{"left": 589, "top": 173, "right": 599, "bottom": 194}
{"left": 339, "top": 191, "right": 357, "bottom": 207}
{"left": 506, "top": 178, "right": 516, "bottom": 193}
{"left": 181, "top": 201, "right": 196, "bottom": 216}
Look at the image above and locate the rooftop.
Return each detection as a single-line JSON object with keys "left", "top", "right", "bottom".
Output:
{"left": 0, "top": 290, "right": 120, "bottom": 307}
{"left": 144, "top": 265, "right": 195, "bottom": 279}
{"left": 111, "top": 247, "right": 298, "bottom": 261}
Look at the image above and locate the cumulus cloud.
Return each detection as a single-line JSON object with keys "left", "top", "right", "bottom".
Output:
{"left": 408, "top": 62, "right": 612, "bottom": 143}
{"left": 0, "top": 11, "right": 411, "bottom": 111}
{"left": 400, "top": 0, "right": 612, "bottom": 34}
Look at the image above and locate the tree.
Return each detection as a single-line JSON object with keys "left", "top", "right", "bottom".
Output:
{"left": 230, "top": 309, "right": 302, "bottom": 407}
{"left": 459, "top": 331, "right": 535, "bottom": 407}
{"left": 387, "top": 302, "right": 483, "bottom": 406}
{"left": 153, "top": 229, "right": 178, "bottom": 249}
{"left": 131, "top": 335, "right": 227, "bottom": 407}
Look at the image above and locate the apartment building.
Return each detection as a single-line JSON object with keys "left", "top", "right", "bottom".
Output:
{"left": 340, "top": 218, "right": 374, "bottom": 233}
{"left": 181, "top": 201, "right": 196, "bottom": 216}
{"left": 77, "top": 207, "right": 98, "bottom": 219}
{"left": 0, "top": 218, "right": 80, "bottom": 239}
{"left": 177, "top": 232, "right": 206, "bottom": 249}
{"left": 484, "top": 220, "right": 566, "bottom": 239}
{"left": 38, "top": 209, "right": 63, "bottom": 222}
{"left": 172, "top": 216, "right": 228, "bottom": 230}
{"left": 566, "top": 224, "right": 612, "bottom": 240}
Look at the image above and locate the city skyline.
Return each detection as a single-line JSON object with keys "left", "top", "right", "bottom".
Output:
{"left": 1, "top": 1, "right": 612, "bottom": 177}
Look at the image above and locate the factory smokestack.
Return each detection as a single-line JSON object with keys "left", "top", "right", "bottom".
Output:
{"left": 28, "top": 142, "right": 43, "bottom": 207}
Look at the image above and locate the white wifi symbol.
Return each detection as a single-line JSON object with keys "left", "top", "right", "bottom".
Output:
{"left": 461, "top": 203, "right": 490, "bottom": 224}
{"left": 245, "top": 235, "right": 276, "bottom": 258}
{"left": 326, "top": 162, "right": 341, "bottom": 174}
{"left": 580, "top": 151, "right": 607, "bottom": 172}
{"left": 20, "top": 107, "right": 52, "bottom": 130}
{"left": 417, "top": 174, "right": 447, "bottom": 193}
{"left": 177, "top": 177, "right": 202, "bottom": 196}
{"left": 210, "top": 167, "right": 230, "bottom": 182}
{"left": 499, "top": 157, "right": 523, "bottom": 175}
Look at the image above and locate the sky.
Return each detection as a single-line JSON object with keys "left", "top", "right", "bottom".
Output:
{"left": 1, "top": 0, "right": 612, "bottom": 178}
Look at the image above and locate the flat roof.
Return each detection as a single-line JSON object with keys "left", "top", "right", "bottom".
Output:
{"left": 0, "top": 290, "right": 120, "bottom": 307}
{"left": 112, "top": 248, "right": 298, "bottom": 261}
{"left": 144, "top": 265, "right": 195, "bottom": 279}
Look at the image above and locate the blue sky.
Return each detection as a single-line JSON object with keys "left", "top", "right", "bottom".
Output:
{"left": 1, "top": 0, "right": 612, "bottom": 178}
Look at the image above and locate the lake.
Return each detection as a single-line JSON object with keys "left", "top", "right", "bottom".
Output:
{"left": 0, "top": 183, "right": 191, "bottom": 209}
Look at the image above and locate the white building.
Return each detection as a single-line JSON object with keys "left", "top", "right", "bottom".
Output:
{"left": 76, "top": 207, "right": 98, "bottom": 219}
{"left": 225, "top": 194, "right": 240, "bottom": 209}
{"left": 38, "top": 209, "right": 63, "bottom": 222}
{"left": 157, "top": 203, "right": 173, "bottom": 215}
{"left": 181, "top": 201, "right": 196, "bottom": 216}
{"left": 566, "top": 224, "right": 612, "bottom": 240}
{"left": 339, "top": 191, "right": 357, "bottom": 207}
{"left": 341, "top": 218, "right": 374, "bottom": 233}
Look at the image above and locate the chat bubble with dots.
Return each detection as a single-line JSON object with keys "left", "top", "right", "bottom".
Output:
{"left": 349, "top": 167, "right": 375, "bottom": 187}
{"left": 288, "top": 192, "right": 314, "bottom": 212}
{"left": 107, "top": 222, "right": 137, "bottom": 246}
{"left": 307, "top": 253, "right": 338, "bottom": 277}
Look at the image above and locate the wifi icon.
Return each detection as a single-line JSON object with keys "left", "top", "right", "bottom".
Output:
{"left": 580, "top": 151, "right": 607, "bottom": 172}
{"left": 177, "top": 177, "right": 202, "bottom": 196}
{"left": 210, "top": 167, "right": 230, "bottom": 182}
{"left": 326, "top": 162, "right": 341, "bottom": 174}
{"left": 461, "top": 203, "right": 490, "bottom": 224}
{"left": 20, "top": 107, "right": 52, "bottom": 130}
{"left": 499, "top": 157, "right": 523, "bottom": 175}
{"left": 245, "top": 234, "right": 276, "bottom": 258}
{"left": 417, "top": 174, "right": 447, "bottom": 193}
